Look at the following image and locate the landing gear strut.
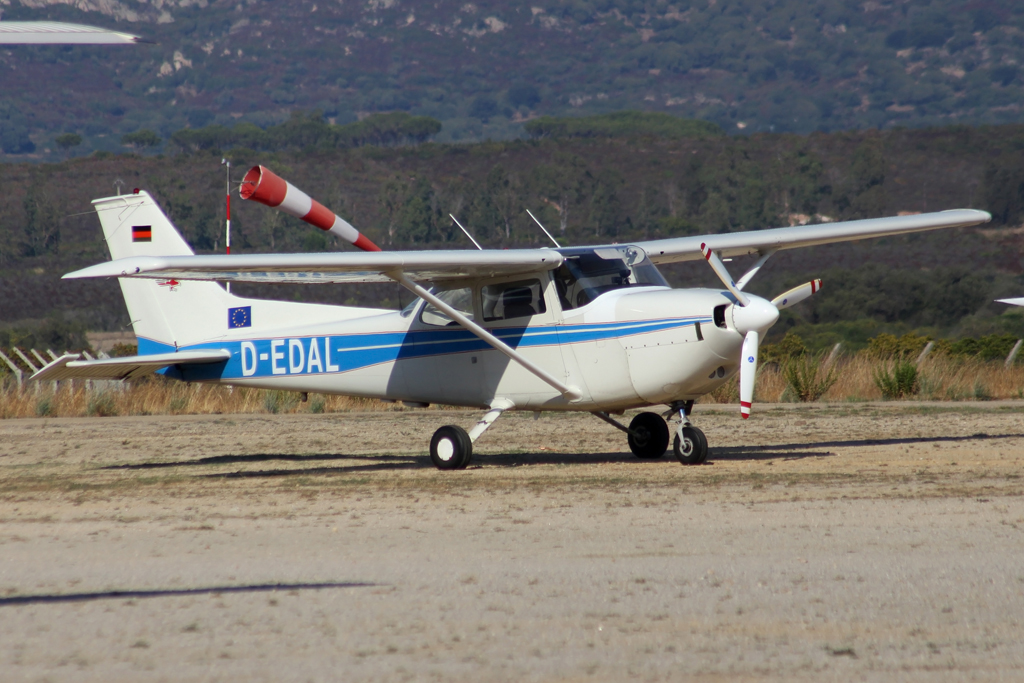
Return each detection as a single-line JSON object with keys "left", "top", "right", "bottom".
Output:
{"left": 428, "top": 399, "right": 513, "bottom": 470}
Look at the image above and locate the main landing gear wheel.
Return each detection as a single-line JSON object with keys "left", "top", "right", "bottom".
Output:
{"left": 627, "top": 412, "right": 669, "bottom": 459}
{"left": 430, "top": 425, "right": 473, "bottom": 470}
{"left": 674, "top": 426, "right": 709, "bottom": 465}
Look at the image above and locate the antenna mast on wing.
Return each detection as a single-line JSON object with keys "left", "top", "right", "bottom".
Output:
{"left": 449, "top": 214, "right": 483, "bottom": 250}
{"left": 526, "top": 209, "right": 561, "bottom": 248}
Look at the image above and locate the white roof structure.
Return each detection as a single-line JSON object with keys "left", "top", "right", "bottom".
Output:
{"left": 0, "top": 21, "right": 144, "bottom": 44}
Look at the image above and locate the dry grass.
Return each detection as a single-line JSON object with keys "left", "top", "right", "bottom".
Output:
{"left": 4, "top": 355, "right": 1024, "bottom": 418}
{"left": 0, "top": 378, "right": 402, "bottom": 419}
{"left": 710, "top": 355, "right": 1024, "bottom": 404}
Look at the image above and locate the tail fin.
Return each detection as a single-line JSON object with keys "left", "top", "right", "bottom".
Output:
{"left": 94, "top": 191, "right": 232, "bottom": 353}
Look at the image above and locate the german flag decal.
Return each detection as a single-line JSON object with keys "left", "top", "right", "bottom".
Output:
{"left": 132, "top": 225, "right": 152, "bottom": 242}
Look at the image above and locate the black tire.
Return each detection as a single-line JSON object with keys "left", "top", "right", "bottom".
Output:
{"left": 430, "top": 425, "right": 473, "bottom": 470}
{"left": 673, "top": 426, "right": 709, "bottom": 465}
{"left": 627, "top": 412, "right": 670, "bottom": 459}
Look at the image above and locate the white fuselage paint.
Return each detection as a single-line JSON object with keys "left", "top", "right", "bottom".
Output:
{"left": 174, "top": 278, "right": 746, "bottom": 413}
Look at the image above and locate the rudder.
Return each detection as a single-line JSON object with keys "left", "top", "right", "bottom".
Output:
{"left": 93, "top": 191, "right": 232, "bottom": 352}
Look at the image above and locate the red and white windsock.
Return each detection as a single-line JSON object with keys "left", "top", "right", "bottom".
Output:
{"left": 239, "top": 165, "right": 381, "bottom": 252}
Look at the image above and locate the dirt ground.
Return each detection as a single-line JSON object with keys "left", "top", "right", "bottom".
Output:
{"left": 1, "top": 402, "right": 1023, "bottom": 682}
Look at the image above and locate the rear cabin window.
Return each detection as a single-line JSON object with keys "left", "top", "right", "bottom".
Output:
{"left": 481, "top": 279, "right": 547, "bottom": 322}
{"left": 553, "top": 245, "right": 668, "bottom": 310}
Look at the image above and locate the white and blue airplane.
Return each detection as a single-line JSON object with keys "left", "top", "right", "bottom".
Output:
{"left": 33, "top": 167, "right": 991, "bottom": 469}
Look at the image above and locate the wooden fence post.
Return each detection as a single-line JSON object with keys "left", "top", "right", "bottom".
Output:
{"left": 916, "top": 341, "right": 934, "bottom": 366}
{"left": 0, "top": 350, "right": 23, "bottom": 388}
{"left": 824, "top": 343, "right": 842, "bottom": 366}
{"left": 1006, "top": 339, "right": 1023, "bottom": 368}
{"left": 12, "top": 348, "right": 39, "bottom": 395}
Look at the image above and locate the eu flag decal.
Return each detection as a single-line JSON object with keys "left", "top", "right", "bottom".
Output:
{"left": 228, "top": 306, "right": 252, "bottom": 328}
{"left": 132, "top": 225, "right": 152, "bottom": 242}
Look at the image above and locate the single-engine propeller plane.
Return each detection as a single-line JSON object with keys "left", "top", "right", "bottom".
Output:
{"left": 33, "top": 167, "right": 991, "bottom": 468}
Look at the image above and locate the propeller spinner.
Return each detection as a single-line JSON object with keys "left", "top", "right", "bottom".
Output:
{"left": 699, "top": 243, "right": 823, "bottom": 418}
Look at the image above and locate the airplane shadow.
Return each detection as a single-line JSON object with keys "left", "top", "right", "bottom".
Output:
{"left": 103, "top": 452, "right": 421, "bottom": 471}
{"left": 97, "top": 432, "right": 1024, "bottom": 478}
{"left": 0, "top": 582, "right": 375, "bottom": 607}
{"left": 711, "top": 431, "right": 1023, "bottom": 460}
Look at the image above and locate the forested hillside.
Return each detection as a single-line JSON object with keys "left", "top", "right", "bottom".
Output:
{"left": 3, "top": 0, "right": 1024, "bottom": 158}
{"left": 3, "top": 122, "right": 1024, "bottom": 351}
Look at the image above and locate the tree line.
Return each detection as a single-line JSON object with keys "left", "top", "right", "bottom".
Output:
{"left": 2, "top": 121, "right": 1023, "bottom": 346}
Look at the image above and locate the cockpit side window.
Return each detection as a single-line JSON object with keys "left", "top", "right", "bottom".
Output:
{"left": 419, "top": 287, "right": 475, "bottom": 326}
{"left": 554, "top": 245, "right": 668, "bottom": 310}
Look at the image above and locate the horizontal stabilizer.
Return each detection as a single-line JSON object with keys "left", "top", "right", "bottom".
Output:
{"left": 31, "top": 350, "right": 231, "bottom": 382}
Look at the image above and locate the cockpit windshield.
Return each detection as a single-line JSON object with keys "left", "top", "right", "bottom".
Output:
{"left": 553, "top": 245, "right": 668, "bottom": 310}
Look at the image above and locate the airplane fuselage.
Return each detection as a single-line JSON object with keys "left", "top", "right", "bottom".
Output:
{"left": 164, "top": 283, "right": 744, "bottom": 412}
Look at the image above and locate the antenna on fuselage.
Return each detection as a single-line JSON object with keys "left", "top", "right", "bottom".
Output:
{"left": 526, "top": 209, "right": 561, "bottom": 248}
{"left": 449, "top": 214, "right": 483, "bottom": 250}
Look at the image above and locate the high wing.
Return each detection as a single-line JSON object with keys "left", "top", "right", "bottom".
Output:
{"left": 32, "top": 350, "right": 231, "bottom": 382}
{"left": 63, "top": 250, "right": 564, "bottom": 284}
{"left": 64, "top": 208, "right": 990, "bottom": 285}
{"left": 637, "top": 209, "right": 991, "bottom": 264}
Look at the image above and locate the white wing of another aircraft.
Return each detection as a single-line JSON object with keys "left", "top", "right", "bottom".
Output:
{"left": 64, "top": 208, "right": 991, "bottom": 284}
{"left": 0, "top": 21, "right": 144, "bottom": 44}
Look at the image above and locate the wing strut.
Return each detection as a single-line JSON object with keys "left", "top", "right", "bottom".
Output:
{"left": 387, "top": 271, "right": 582, "bottom": 402}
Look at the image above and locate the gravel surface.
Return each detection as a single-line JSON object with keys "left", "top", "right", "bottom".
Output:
{"left": 1, "top": 402, "right": 1023, "bottom": 681}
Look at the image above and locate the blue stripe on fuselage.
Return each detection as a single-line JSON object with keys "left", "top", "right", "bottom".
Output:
{"left": 152, "top": 317, "right": 710, "bottom": 382}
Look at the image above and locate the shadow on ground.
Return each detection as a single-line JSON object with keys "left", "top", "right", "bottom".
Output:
{"left": 96, "top": 432, "right": 1024, "bottom": 477}
{"left": 0, "top": 582, "right": 376, "bottom": 607}
{"left": 711, "top": 432, "right": 1023, "bottom": 460}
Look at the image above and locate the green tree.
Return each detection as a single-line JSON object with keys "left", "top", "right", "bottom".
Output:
{"left": 121, "top": 129, "right": 162, "bottom": 149}
{"left": 21, "top": 181, "right": 61, "bottom": 257}
{"left": 484, "top": 165, "right": 522, "bottom": 242}
{"left": 54, "top": 133, "right": 82, "bottom": 158}
{"left": 395, "top": 177, "right": 438, "bottom": 243}
{"left": 834, "top": 138, "right": 887, "bottom": 219}
{"left": 378, "top": 176, "right": 410, "bottom": 246}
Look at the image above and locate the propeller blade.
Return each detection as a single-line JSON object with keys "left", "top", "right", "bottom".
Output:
{"left": 771, "top": 279, "right": 822, "bottom": 310}
{"left": 739, "top": 330, "right": 759, "bottom": 419}
{"left": 700, "top": 243, "right": 750, "bottom": 306}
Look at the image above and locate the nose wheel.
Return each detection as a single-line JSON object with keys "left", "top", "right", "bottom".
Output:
{"left": 666, "top": 400, "right": 709, "bottom": 465}
{"left": 594, "top": 406, "right": 709, "bottom": 464}
{"left": 673, "top": 426, "right": 708, "bottom": 465}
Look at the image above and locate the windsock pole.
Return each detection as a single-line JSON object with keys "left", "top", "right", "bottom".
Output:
{"left": 222, "top": 158, "right": 231, "bottom": 292}
{"left": 239, "top": 165, "right": 381, "bottom": 252}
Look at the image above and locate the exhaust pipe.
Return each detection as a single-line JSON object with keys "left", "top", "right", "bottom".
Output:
{"left": 239, "top": 165, "right": 381, "bottom": 252}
